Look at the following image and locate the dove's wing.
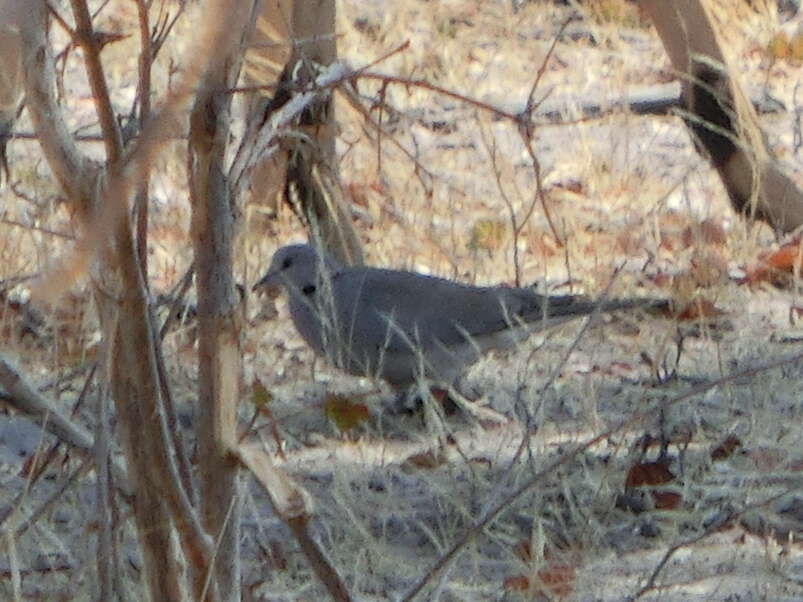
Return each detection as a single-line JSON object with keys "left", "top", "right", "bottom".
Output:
{"left": 332, "top": 268, "right": 545, "bottom": 351}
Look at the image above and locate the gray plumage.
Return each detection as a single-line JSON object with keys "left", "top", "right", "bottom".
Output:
{"left": 254, "top": 244, "right": 665, "bottom": 390}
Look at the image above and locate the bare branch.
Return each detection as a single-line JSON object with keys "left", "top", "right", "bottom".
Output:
{"left": 0, "top": 354, "right": 130, "bottom": 493}
{"left": 188, "top": 1, "right": 262, "bottom": 598}
{"left": 134, "top": 0, "right": 153, "bottom": 280}
{"left": 239, "top": 443, "right": 351, "bottom": 601}
{"left": 18, "top": 1, "right": 95, "bottom": 211}
{"left": 69, "top": 0, "right": 123, "bottom": 162}
{"left": 402, "top": 349, "right": 803, "bottom": 600}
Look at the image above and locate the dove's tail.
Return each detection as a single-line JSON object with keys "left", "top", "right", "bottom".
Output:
{"left": 524, "top": 295, "right": 671, "bottom": 324}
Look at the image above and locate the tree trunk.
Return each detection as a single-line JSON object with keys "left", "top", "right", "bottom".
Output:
{"left": 246, "top": 0, "right": 364, "bottom": 265}
{"left": 188, "top": 3, "right": 260, "bottom": 600}
{"left": 242, "top": 0, "right": 293, "bottom": 218}
{"left": 640, "top": 0, "right": 803, "bottom": 232}
{"left": 0, "top": 6, "right": 22, "bottom": 180}
{"left": 20, "top": 2, "right": 215, "bottom": 599}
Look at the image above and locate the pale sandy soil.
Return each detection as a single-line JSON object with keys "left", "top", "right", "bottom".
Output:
{"left": 0, "top": 1, "right": 802, "bottom": 600}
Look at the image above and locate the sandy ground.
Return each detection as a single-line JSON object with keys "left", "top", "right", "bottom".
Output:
{"left": 0, "top": 0, "right": 802, "bottom": 599}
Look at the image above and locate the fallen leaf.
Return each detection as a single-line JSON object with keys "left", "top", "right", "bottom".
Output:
{"left": 793, "top": 32, "right": 803, "bottom": 61}
{"left": 676, "top": 298, "right": 725, "bottom": 321}
{"left": 711, "top": 435, "right": 742, "bottom": 460}
{"left": 648, "top": 271, "right": 675, "bottom": 289}
{"left": 625, "top": 460, "right": 675, "bottom": 488}
{"left": 402, "top": 449, "right": 446, "bottom": 470}
{"left": 324, "top": 394, "right": 370, "bottom": 432}
{"left": 651, "top": 490, "right": 682, "bottom": 510}
{"left": 682, "top": 218, "right": 727, "bottom": 247}
{"left": 251, "top": 378, "right": 273, "bottom": 410}
{"left": 699, "top": 218, "right": 728, "bottom": 245}
{"left": 769, "top": 32, "right": 791, "bottom": 59}
{"left": 467, "top": 218, "right": 507, "bottom": 253}
{"left": 514, "top": 539, "right": 532, "bottom": 562}
{"left": 550, "top": 179, "right": 585, "bottom": 195}
{"left": 689, "top": 249, "right": 728, "bottom": 287}
{"left": 538, "top": 563, "right": 575, "bottom": 598}
{"left": 763, "top": 240, "right": 803, "bottom": 272}
{"left": 503, "top": 575, "right": 530, "bottom": 592}
{"left": 743, "top": 238, "right": 803, "bottom": 284}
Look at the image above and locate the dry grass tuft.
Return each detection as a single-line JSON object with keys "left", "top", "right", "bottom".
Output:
{"left": 0, "top": 0, "right": 801, "bottom": 599}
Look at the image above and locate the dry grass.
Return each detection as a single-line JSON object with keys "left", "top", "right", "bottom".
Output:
{"left": 1, "top": 0, "right": 802, "bottom": 599}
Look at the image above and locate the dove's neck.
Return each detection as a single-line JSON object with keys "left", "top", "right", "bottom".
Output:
{"left": 286, "top": 266, "right": 341, "bottom": 359}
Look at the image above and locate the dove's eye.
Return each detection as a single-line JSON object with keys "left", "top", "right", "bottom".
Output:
{"left": 281, "top": 257, "right": 293, "bottom": 269}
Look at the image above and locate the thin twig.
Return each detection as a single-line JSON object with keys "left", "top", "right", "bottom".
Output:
{"left": 0, "top": 218, "right": 74, "bottom": 240}
{"left": 159, "top": 263, "right": 195, "bottom": 340}
{"left": 629, "top": 487, "right": 797, "bottom": 600}
{"left": 515, "top": 17, "right": 574, "bottom": 247}
{"left": 402, "top": 349, "right": 803, "bottom": 601}
{"left": 239, "top": 442, "right": 352, "bottom": 601}
{"left": 13, "top": 457, "right": 90, "bottom": 538}
{"left": 479, "top": 123, "right": 522, "bottom": 285}
{"left": 134, "top": 0, "right": 153, "bottom": 281}
{"left": 69, "top": 0, "right": 123, "bottom": 163}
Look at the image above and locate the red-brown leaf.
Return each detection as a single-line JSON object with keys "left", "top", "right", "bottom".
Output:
{"left": 676, "top": 299, "right": 725, "bottom": 321}
{"left": 651, "top": 490, "right": 683, "bottom": 510}
{"left": 625, "top": 461, "right": 675, "bottom": 488}
{"left": 711, "top": 435, "right": 742, "bottom": 460}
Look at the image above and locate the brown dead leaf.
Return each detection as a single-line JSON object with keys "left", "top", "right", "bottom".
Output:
{"left": 550, "top": 178, "right": 585, "bottom": 195}
{"left": 743, "top": 238, "right": 803, "bottom": 285}
{"left": 467, "top": 218, "right": 507, "bottom": 254}
{"left": 503, "top": 564, "right": 575, "bottom": 598}
{"left": 651, "top": 490, "right": 683, "bottom": 510}
{"left": 648, "top": 271, "right": 675, "bottom": 289}
{"left": 682, "top": 218, "right": 727, "bottom": 248}
{"left": 794, "top": 32, "right": 803, "bottom": 62}
{"left": 676, "top": 298, "right": 726, "bottom": 321}
{"left": 769, "top": 32, "right": 791, "bottom": 59}
{"left": 711, "top": 435, "right": 742, "bottom": 460}
{"left": 763, "top": 240, "right": 803, "bottom": 272}
{"left": 503, "top": 575, "right": 530, "bottom": 592}
{"left": 514, "top": 539, "right": 532, "bottom": 562}
{"left": 324, "top": 394, "right": 370, "bottom": 432}
{"left": 345, "top": 181, "right": 369, "bottom": 208}
{"left": 538, "top": 563, "right": 575, "bottom": 598}
{"left": 699, "top": 218, "right": 728, "bottom": 245}
{"left": 768, "top": 31, "right": 803, "bottom": 62}
{"left": 689, "top": 248, "right": 728, "bottom": 287}
{"left": 658, "top": 211, "right": 693, "bottom": 252}
{"left": 402, "top": 449, "right": 446, "bottom": 470}
{"left": 625, "top": 460, "right": 675, "bottom": 488}
{"left": 251, "top": 378, "right": 274, "bottom": 410}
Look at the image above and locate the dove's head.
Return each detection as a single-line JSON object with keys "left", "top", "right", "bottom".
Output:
{"left": 252, "top": 244, "right": 339, "bottom": 296}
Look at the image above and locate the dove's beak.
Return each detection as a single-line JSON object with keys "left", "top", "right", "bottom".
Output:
{"left": 252, "top": 270, "right": 282, "bottom": 296}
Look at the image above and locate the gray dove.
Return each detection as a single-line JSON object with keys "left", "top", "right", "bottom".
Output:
{"left": 253, "top": 244, "right": 666, "bottom": 391}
